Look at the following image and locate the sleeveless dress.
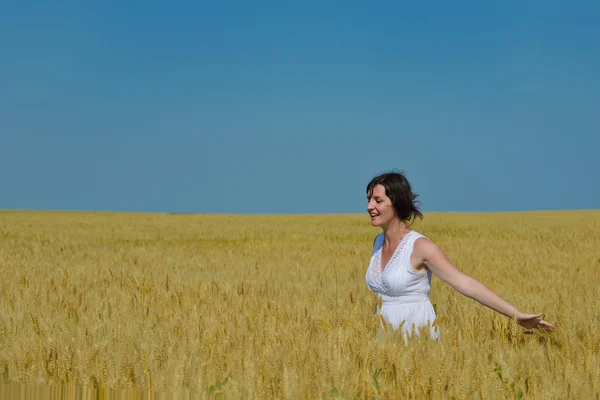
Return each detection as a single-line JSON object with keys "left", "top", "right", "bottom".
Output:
{"left": 365, "top": 230, "right": 440, "bottom": 341}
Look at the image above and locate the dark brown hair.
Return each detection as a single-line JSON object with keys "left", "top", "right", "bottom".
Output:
{"left": 366, "top": 170, "right": 423, "bottom": 225}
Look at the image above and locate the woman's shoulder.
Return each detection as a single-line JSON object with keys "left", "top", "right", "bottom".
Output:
{"left": 410, "top": 230, "right": 434, "bottom": 250}
{"left": 410, "top": 230, "right": 429, "bottom": 240}
{"left": 411, "top": 231, "right": 443, "bottom": 257}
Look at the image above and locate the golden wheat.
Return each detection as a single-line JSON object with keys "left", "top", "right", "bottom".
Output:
{"left": 0, "top": 210, "right": 599, "bottom": 398}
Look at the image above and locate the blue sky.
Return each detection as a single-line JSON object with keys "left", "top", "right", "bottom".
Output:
{"left": 1, "top": 2, "right": 599, "bottom": 214}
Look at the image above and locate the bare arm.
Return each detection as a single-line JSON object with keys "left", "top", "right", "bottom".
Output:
{"left": 414, "top": 238, "right": 554, "bottom": 329}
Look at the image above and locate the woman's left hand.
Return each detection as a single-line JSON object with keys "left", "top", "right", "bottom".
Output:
{"left": 517, "top": 313, "right": 555, "bottom": 330}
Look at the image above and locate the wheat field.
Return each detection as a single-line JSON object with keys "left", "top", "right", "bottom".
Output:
{"left": 0, "top": 210, "right": 599, "bottom": 399}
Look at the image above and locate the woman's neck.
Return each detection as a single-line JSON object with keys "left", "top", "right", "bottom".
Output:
{"left": 382, "top": 219, "right": 410, "bottom": 243}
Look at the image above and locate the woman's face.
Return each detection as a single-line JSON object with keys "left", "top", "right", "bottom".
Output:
{"left": 366, "top": 184, "right": 395, "bottom": 228}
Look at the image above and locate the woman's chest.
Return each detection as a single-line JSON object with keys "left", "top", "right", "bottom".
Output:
{"left": 376, "top": 253, "right": 424, "bottom": 292}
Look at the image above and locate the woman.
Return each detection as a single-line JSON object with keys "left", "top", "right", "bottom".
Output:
{"left": 365, "top": 171, "right": 554, "bottom": 340}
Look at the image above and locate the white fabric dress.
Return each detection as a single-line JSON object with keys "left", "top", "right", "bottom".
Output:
{"left": 366, "top": 230, "right": 440, "bottom": 340}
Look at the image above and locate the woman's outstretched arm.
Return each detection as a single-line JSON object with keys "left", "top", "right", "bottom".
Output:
{"left": 414, "top": 238, "right": 555, "bottom": 330}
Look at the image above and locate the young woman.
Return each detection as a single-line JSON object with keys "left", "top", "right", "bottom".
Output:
{"left": 365, "top": 171, "right": 554, "bottom": 340}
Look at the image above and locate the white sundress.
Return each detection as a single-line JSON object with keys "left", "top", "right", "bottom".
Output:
{"left": 366, "top": 230, "right": 440, "bottom": 341}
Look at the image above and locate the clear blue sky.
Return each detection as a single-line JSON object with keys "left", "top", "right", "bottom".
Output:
{"left": 2, "top": 2, "right": 599, "bottom": 214}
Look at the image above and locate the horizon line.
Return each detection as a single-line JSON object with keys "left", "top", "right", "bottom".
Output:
{"left": 1, "top": 208, "right": 599, "bottom": 216}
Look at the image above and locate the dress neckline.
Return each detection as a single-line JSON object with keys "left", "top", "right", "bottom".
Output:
{"left": 377, "top": 230, "right": 413, "bottom": 276}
